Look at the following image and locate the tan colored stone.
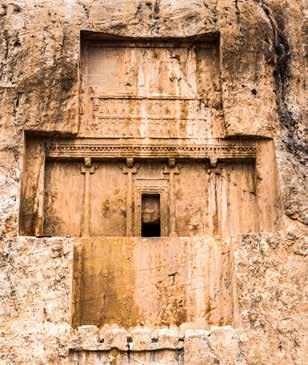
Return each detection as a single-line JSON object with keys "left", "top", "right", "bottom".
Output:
{"left": 100, "top": 327, "right": 129, "bottom": 351}
{"left": 77, "top": 325, "right": 100, "bottom": 348}
{"left": 155, "top": 328, "right": 180, "bottom": 349}
{"left": 72, "top": 237, "right": 236, "bottom": 329}
{"left": 129, "top": 327, "right": 152, "bottom": 351}
{"left": 0, "top": 0, "right": 306, "bottom": 364}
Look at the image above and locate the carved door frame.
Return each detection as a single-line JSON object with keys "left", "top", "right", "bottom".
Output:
{"left": 133, "top": 179, "right": 169, "bottom": 237}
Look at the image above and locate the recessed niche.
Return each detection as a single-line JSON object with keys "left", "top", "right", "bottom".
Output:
{"left": 79, "top": 32, "right": 223, "bottom": 138}
{"left": 141, "top": 194, "right": 161, "bottom": 237}
{"left": 19, "top": 135, "right": 267, "bottom": 238}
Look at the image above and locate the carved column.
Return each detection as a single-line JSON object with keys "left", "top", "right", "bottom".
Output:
{"left": 163, "top": 158, "right": 180, "bottom": 237}
{"left": 33, "top": 147, "right": 45, "bottom": 237}
{"left": 81, "top": 157, "right": 95, "bottom": 237}
{"left": 122, "top": 158, "right": 138, "bottom": 236}
{"left": 206, "top": 157, "right": 220, "bottom": 237}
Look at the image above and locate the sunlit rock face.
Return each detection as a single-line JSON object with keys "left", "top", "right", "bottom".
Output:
{"left": 0, "top": 1, "right": 306, "bottom": 364}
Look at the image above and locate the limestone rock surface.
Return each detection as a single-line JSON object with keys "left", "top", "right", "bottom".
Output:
{"left": 0, "top": 1, "right": 306, "bottom": 364}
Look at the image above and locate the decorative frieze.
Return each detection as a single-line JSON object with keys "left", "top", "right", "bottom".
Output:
{"left": 45, "top": 140, "right": 256, "bottom": 160}
{"left": 88, "top": 95, "right": 212, "bottom": 138}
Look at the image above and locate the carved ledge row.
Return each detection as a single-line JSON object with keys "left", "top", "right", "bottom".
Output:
{"left": 69, "top": 325, "right": 238, "bottom": 353}
{"left": 45, "top": 142, "right": 256, "bottom": 160}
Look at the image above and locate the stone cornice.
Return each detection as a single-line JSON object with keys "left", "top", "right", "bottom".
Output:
{"left": 45, "top": 140, "right": 256, "bottom": 160}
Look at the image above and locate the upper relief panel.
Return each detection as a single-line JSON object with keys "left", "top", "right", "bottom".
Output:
{"left": 79, "top": 34, "right": 223, "bottom": 139}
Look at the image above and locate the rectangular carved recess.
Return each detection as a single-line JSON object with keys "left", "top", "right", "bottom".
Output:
{"left": 80, "top": 33, "right": 224, "bottom": 139}
{"left": 19, "top": 135, "right": 259, "bottom": 238}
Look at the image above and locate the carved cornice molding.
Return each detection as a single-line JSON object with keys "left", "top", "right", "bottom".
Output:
{"left": 45, "top": 141, "right": 256, "bottom": 160}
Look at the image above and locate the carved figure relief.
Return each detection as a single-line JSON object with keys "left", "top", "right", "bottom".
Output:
{"left": 80, "top": 36, "right": 223, "bottom": 139}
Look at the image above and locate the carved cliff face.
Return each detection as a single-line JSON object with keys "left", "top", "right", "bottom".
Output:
{"left": 18, "top": 29, "right": 281, "bottom": 333}
{"left": 0, "top": 0, "right": 306, "bottom": 364}
{"left": 19, "top": 33, "right": 279, "bottom": 242}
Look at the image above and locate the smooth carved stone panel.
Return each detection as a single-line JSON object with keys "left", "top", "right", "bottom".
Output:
{"left": 80, "top": 38, "right": 223, "bottom": 138}
{"left": 174, "top": 160, "right": 258, "bottom": 237}
{"left": 44, "top": 161, "right": 84, "bottom": 237}
{"left": 73, "top": 237, "right": 236, "bottom": 329}
{"left": 44, "top": 161, "right": 127, "bottom": 237}
{"left": 90, "top": 162, "right": 127, "bottom": 237}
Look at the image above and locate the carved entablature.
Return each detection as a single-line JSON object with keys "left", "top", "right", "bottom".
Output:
{"left": 45, "top": 139, "right": 256, "bottom": 160}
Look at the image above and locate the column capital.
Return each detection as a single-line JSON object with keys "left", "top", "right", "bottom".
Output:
{"left": 126, "top": 157, "right": 134, "bottom": 168}
{"left": 209, "top": 157, "right": 218, "bottom": 168}
{"left": 163, "top": 165, "right": 180, "bottom": 175}
{"left": 84, "top": 157, "right": 92, "bottom": 167}
{"left": 81, "top": 157, "right": 95, "bottom": 174}
{"left": 168, "top": 158, "right": 176, "bottom": 168}
{"left": 122, "top": 163, "right": 138, "bottom": 175}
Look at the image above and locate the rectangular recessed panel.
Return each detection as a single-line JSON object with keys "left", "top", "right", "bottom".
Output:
{"left": 43, "top": 160, "right": 127, "bottom": 237}
{"left": 174, "top": 160, "right": 258, "bottom": 237}
{"left": 89, "top": 161, "right": 127, "bottom": 237}
{"left": 44, "top": 161, "right": 84, "bottom": 237}
{"left": 80, "top": 38, "right": 222, "bottom": 138}
{"left": 20, "top": 139, "right": 258, "bottom": 238}
{"left": 141, "top": 194, "right": 161, "bottom": 237}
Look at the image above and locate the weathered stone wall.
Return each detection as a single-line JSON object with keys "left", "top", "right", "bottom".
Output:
{"left": 0, "top": 237, "right": 73, "bottom": 364}
{"left": 0, "top": 1, "right": 306, "bottom": 364}
{"left": 235, "top": 232, "right": 307, "bottom": 365}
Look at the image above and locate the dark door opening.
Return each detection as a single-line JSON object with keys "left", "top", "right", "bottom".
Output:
{"left": 141, "top": 194, "right": 161, "bottom": 237}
